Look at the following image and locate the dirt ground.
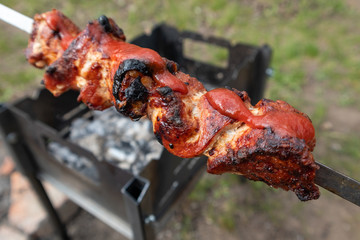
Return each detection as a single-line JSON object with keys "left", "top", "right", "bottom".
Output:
{"left": 0, "top": 1, "right": 360, "bottom": 239}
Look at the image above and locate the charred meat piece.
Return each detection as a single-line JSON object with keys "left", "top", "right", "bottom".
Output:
{"left": 26, "top": 9, "right": 80, "bottom": 68}
{"left": 26, "top": 10, "right": 319, "bottom": 201}
{"left": 41, "top": 16, "right": 125, "bottom": 109}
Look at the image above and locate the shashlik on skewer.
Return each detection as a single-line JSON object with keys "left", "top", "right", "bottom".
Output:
{"left": 26, "top": 9, "right": 319, "bottom": 201}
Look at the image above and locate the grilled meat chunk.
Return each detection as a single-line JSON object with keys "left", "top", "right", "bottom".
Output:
{"left": 26, "top": 11, "right": 319, "bottom": 201}
{"left": 26, "top": 9, "right": 80, "bottom": 68}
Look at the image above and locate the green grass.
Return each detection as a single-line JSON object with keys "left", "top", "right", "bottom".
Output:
{"left": 0, "top": 69, "right": 40, "bottom": 102}
{"left": 188, "top": 174, "right": 215, "bottom": 201}
{"left": 318, "top": 133, "right": 360, "bottom": 176}
{"left": 217, "top": 198, "right": 237, "bottom": 231}
{"left": 311, "top": 102, "right": 327, "bottom": 129}
{"left": 183, "top": 39, "right": 229, "bottom": 68}
{"left": 1, "top": 0, "right": 360, "bottom": 235}
{"left": 1, "top": 0, "right": 359, "bottom": 102}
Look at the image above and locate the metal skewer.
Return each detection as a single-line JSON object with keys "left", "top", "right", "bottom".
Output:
{"left": 315, "top": 162, "right": 360, "bottom": 205}
{"left": 0, "top": 3, "right": 360, "bottom": 206}
{"left": 0, "top": 3, "right": 33, "bottom": 33}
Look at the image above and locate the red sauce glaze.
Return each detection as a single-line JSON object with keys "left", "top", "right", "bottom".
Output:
{"left": 205, "top": 88, "right": 315, "bottom": 144}
{"left": 45, "top": 10, "right": 78, "bottom": 50}
{"left": 205, "top": 88, "right": 254, "bottom": 126}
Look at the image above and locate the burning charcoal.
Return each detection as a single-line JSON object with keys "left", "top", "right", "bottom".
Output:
{"left": 145, "top": 140, "right": 163, "bottom": 162}
{"left": 70, "top": 119, "right": 89, "bottom": 138}
{"left": 74, "top": 159, "right": 84, "bottom": 169}
{"left": 86, "top": 120, "right": 106, "bottom": 136}
{"left": 47, "top": 141, "right": 98, "bottom": 181}
{"left": 63, "top": 106, "right": 164, "bottom": 175}
{"left": 70, "top": 126, "right": 89, "bottom": 139}
{"left": 76, "top": 134, "right": 103, "bottom": 159}
{"left": 114, "top": 118, "right": 132, "bottom": 134}
{"left": 71, "top": 118, "right": 88, "bottom": 129}
{"left": 117, "top": 161, "right": 131, "bottom": 171}
{"left": 106, "top": 146, "right": 137, "bottom": 164}
{"left": 130, "top": 161, "right": 146, "bottom": 175}
{"left": 66, "top": 153, "right": 78, "bottom": 163}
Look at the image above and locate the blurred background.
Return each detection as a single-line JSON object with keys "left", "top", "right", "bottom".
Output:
{"left": 0, "top": 0, "right": 360, "bottom": 239}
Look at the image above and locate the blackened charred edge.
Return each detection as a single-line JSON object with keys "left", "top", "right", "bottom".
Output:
{"left": 256, "top": 98, "right": 275, "bottom": 108}
{"left": 115, "top": 77, "right": 149, "bottom": 119}
{"left": 168, "top": 107, "right": 183, "bottom": 126}
{"left": 295, "top": 185, "right": 320, "bottom": 201}
{"left": 237, "top": 133, "right": 318, "bottom": 200}
{"left": 52, "top": 30, "right": 60, "bottom": 38}
{"left": 227, "top": 148, "right": 239, "bottom": 165}
{"left": 46, "top": 65, "right": 57, "bottom": 75}
{"left": 112, "top": 27, "right": 125, "bottom": 41}
{"left": 156, "top": 86, "right": 173, "bottom": 96}
{"left": 128, "top": 112, "right": 143, "bottom": 121}
{"left": 67, "top": 36, "right": 79, "bottom": 50}
{"left": 208, "top": 130, "right": 319, "bottom": 201}
{"left": 166, "top": 59, "right": 179, "bottom": 75}
{"left": 208, "top": 148, "right": 215, "bottom": 156}
{"left": 234, "top": 89, "right": 250, "bottom": 102}
{"left": 224, "top": 87, "right": 249, "bottom": 102}
{"left": 98, "top": 15, "right": 112, "bottom": 33}
{"left": 124, "top": 77, "right": 149, "bottom": 103}
{"left": 115, "top": 103, "right": 143, "bottom": 121}
{"left": 29, "top": 22, "right": 37, "bottom": 41}
{"left": 155, "top": 131, "right": 163, "bottom": 145}
{"left": 244, "top": 132, "right": 306, "bottom": 160}
{"left": 112, "top": 59, "right": 150, "bottom": 101}
{"left": 231, "top": 131, "right": 308, "bottom": 168}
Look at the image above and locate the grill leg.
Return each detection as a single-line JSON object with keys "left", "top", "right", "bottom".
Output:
{"left": 27, "top": 175, "right": 70, "bottom": 240}
{"left": 0, "top": 107, "right": 70, "bottom": 240}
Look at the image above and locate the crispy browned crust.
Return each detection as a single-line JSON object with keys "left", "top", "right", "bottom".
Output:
{"left": 27, "top": 11, "right": 320, "bottom": 201}
{"left": 42, "top": 18, "right": 125, "bottom": 109}
{"left": 206, "top": 127, "right": 319, "bottom": 201}
{"left": 204, "top": 97, "right": 319, "bottom": 200}
{"left": 26, "top": 9, "right": 80, "bottom": 68}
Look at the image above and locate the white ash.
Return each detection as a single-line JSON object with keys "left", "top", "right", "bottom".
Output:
{"left": 48, "top": 107, "right": 163, "bottom": 177}
{"left": 48, "top": 142, "right": 99, "bottom": 181}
